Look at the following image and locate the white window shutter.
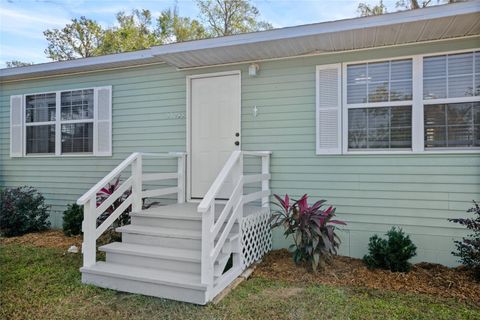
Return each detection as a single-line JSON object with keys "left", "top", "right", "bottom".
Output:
{"left": 10, "top": 95, "right": 24, "bottom": 157}
{"left": 316, "top": 64, "right": 342, "bottom": 155}
{"left": 94, "top": 86, "right": 112, "bottom": 156}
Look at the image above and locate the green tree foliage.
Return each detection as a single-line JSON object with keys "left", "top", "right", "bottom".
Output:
{"left": 5, "top": 60, "right": 33, "bottom": 68}
{"left": 157, "top": 7, "right": 207, "bottom": 43}
{"left": 99, "top": 9, "right": 159, "bottom": 54}
{"left": 358, "top": 0, "right": 387, "bottom": 16}
{"left": 196, "top": 0, "right": 273, "bottom": 36}
{"left": 358, "top": 0, "right": 462, "bottom": 16}
{"left": 44, "top": 16, "right": 103, "bottom": 60}
{"left": 42, "top": 0, "right": 272, "bottom": 61}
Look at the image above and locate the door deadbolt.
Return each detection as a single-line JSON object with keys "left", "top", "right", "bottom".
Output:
{"left": 235, "top": 132, "right": 240, "bottom": 137}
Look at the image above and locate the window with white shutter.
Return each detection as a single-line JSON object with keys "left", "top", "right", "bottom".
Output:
{"left": 10, "top": 86, "right": 112, "bottom": 157}
{"left": 316, "top": 64, "right": 342, "bottom": 155}
{"left": 94, "top": 86, "right": 112, "bottom": 156}
{"left": 10, "top": 95, "right": 24, "bottom": 157}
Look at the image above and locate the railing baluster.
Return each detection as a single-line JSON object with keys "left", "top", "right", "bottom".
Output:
{"left": 201, "top": 200, "right": 215, "bottom": 295}
{"left": 131, "top": 154, "right": 143, "bottom": 212}
{"left": 177, "top": 154, "right": 186, "bottom": 203}
{"left": 82, "top": 198, "right": 97, "bottom": 267}
{"left": 261, "top": 155, "right": 270, "bottom": 208}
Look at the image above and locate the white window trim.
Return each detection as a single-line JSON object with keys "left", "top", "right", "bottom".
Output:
{"left": 22, "top": 87, "right": 99, "bottom": 157}
{"left": 340, "top": 48, "right": 480, "bottom": 155}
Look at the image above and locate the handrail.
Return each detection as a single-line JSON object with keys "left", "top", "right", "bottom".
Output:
{"left": 77, "top": 152, "right": 140, "bottom": 205}
{"left": 198, "top": 150, "right": 242, "bottom": 213}
{"left": 199, "top": 150, "right": 271, "bottom": 300}
{"left": 79, "top": 151, "right": 187, "bottom": 268}
{"left": 77, "top": 152, "right": 186, "bottom": 205}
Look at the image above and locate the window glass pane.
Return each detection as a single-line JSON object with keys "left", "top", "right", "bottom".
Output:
{"left": 424, "top": 52, "right": 476, "bottom": 99}
{"left": 391, "top": 127, "right": 412, "bottom": 148}
{"left": 368, "top": 128, "right": 389, "bottom": 148}
{"left": 448, "top": 75, "right": 474, "bottom": 97}
{"left": 61, "top": 123, "right": 93, "bottom": 153}
{"left": 368, "top": 82, "right": 389, "bottom": 102}
{"left": 390, "top": 80, "right": 412, "bottom": 101}
{"left": 475, "top": 74, "right": 480, "bottom": 96}
{"left": 447, "top": 125, "right": 474, "bottom": 147}
{"left": 475, "top": 125, "right": 480, "bottom": 147}
{"left": 447, "top": 103, "right": 472, "bottom": 125}
{"left": 448, "top": 52, "right": 473, "bottom": 76}
{"left": 368, "top": 107, "right": 389, "bottom": 128}
{"left": 346, "top": 59, "right": 412, "bottom": 104}
{"left": 347, "top": 64, "right": 367, "bottom": 84}
{"left": 25, "top": 93, "right": 56, "bottom": 123}
{"left": 26, "top": 125, "right": 55, "bottom": 154}
{"left": 423, "top": 77, "right": 446, "bottom": 100}
{"left": 425, "top": 126, "right": 447, "bottom": 148}
{"left": 368, "top": 62, "right": 389, "bottom": 82}
{"left": 391, "top": 60, "right": 412, "bottom": 81}
{"left": 348, "top": 106, "right": 412, "bottom": 150}
{"left": 424, "top": 56, "right": 446, "bottom": 78}
{"left": 61, "top": 89, "right": 94, "bottom": 120}
{"left": 424, "top": 102, "right": 480, "bottom": 148}
{"left": 348, "top": 108, "right": 367, "bottom": 129}
{"left": 347, "top": 84, "right": 367, "bottom": 104}
{"left": 348, "top": 130, "right": 367, "bottom": 149}
{"left": 424, "top": 104, "right": 445, "bottom": 126}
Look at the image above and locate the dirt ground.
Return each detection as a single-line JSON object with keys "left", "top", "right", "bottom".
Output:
{"left": 254, "top": 249, "right": 480, "bottom": 306}
{"left": 0, "top": 230, "right": 82, "bottom": 250}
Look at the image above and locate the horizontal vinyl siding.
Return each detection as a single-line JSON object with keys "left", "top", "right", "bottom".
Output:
{"left": 0, "top": 63, "right": 186, "bottom": 227}
{"left": 1, "top": 37, "right": 479, "bottom": 265}
{"left": 182, "top": 37, "right": 479, "bottom": 266}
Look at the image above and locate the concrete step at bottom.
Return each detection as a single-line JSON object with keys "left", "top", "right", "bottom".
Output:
{"left": 81, "top": 262, "right": 207, "bottom": 305}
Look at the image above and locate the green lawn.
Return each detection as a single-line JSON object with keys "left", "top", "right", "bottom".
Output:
{"left": 1, "top": 243, "right": 479, "bottom": 320}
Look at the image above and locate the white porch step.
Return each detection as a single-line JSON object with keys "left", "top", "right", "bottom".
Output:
{"left": 131, "top": 204, "right": 202, "bottom": 230}
{"left": 81, "top": 262, "right": 207, "bottom": 305}
{"left": 117, "top": 224, "right": 202, "bottom": 249}
{"left": 100, "top": 242, "right": 201, "bottom": 273}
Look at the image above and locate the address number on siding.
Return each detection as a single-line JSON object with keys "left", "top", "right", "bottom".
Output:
{"left": 168, "top": 112, "right": 186, "bottom": 119}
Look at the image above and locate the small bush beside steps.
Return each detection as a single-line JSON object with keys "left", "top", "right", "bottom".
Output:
{"left": 0, "top": 186, "right": 50, "bottom": 237}
{"left": 363, "top": 227, "right": 417, "bottom": 272}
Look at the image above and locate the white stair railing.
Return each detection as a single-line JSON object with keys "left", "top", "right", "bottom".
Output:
{"left": 77, "top": 152, "right": 186, "bottom": 268}
{"left": 198, "top": 150, "right": 271, "bottom": 299}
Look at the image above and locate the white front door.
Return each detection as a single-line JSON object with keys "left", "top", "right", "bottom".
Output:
{"left": 190, "top": 72, "right": 241, "bottom": 199}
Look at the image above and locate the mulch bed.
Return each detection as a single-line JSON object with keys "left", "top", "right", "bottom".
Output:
{"left": 0, "top": 230, "right": 82, "bottom": 251}
{"left": 254, "top": 249, "right": 480, "bottom": 306}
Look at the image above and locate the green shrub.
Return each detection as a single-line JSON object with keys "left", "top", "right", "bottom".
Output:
{"left": 0, "top": 186, "right": 50, "bottom": 237}
{"left": 449, "top": 201, "right": 480, "bottom": 280}
{"left": 363, "top": 227, "right": 417, "bottom": 272}
{"left": 62, "top": 204, "right": 83, "bottom": 236}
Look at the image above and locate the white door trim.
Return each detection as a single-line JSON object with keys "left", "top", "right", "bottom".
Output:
{"left": 186, "top": 70, "right": 242, "bottom": 202}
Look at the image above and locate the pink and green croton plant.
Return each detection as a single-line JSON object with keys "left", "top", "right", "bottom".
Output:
{"left": 271, "top": 194, "right": 346, "bottom": 272}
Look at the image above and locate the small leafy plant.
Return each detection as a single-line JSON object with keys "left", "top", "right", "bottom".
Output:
{"left": 0, "top": 186, "right": 50, "bottom": 237}
{"left": 62, "top": 203, "right": 83, "bottom": 236}
{"left": 96, "top": 177, "right": 132, "bottom": 228}
{"left": 363, "top": 227, "right": 417, "bottom": 272}
{"left": 449, "top": 201, "right": 480, "bottom": 280}
{"left": 271, "top": 194, "right": 346, "bottom": 272}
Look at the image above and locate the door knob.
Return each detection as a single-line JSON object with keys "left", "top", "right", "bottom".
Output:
{"left": 234, "top": 141, "right": 240, "bottom": 146}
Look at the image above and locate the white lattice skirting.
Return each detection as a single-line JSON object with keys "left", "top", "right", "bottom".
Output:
{"left": 241, "top": 209, "right": 272, "bottom": 269}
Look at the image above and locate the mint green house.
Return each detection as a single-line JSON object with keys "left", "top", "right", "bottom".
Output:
{"left": 1, "top": 2, "right": 479, "bottom": 304}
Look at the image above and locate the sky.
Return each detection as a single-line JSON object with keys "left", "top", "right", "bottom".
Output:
{"left": 0, "top": 0, "right": 405, "bottom": 68}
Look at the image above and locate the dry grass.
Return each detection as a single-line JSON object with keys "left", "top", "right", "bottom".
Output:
{"left": 1, "top": 233, "right": 480, "bottom": 319}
